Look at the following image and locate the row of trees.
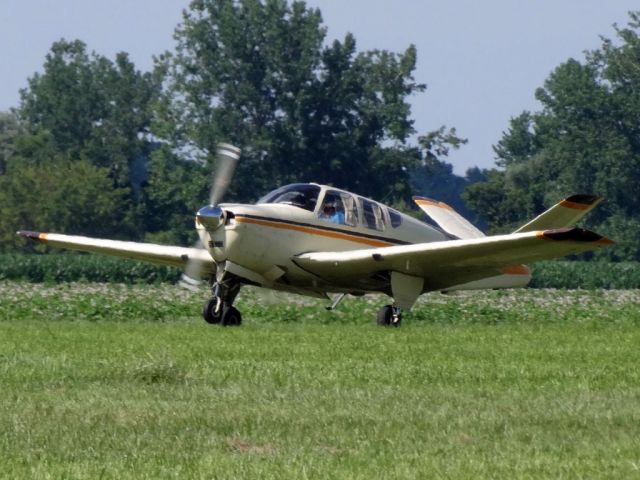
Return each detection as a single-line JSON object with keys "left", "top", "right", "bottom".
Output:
{"left": 1, "top": 0, "right": 467, "bottom": 251}
{"left": 464, "top": 11, "right": 640, "bottom": 260}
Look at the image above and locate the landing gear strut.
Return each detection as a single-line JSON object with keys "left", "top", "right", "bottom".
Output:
{"left": 203, "top": 275, "right": 242, "bottom": 326}
{"left": 377, "top": 304, "right": 402, "bottom": 327}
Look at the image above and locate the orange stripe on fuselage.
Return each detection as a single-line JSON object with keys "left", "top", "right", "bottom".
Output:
{"left": 235, "top": 217, "right": 393, "bottom": 247}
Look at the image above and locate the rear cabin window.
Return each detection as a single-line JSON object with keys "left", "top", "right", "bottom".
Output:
{"left": 359, "top": 198, "right": 386, "bottom": 231}
{"left": 388, "top": 208, "right": 403, "bottom": 228}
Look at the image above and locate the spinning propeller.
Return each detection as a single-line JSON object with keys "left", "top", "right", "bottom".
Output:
{"left": 180, "top": 143, "right": 241, "bottom": 289}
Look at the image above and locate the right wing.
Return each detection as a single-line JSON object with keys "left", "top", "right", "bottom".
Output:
{"left": 514, "top": 194, "right": 603, "bottom": 233}
{"left": 294, "top": 227, "right": 613, "bottom": 292}
{"left": 17, "top": 231, "right": 216, "bottom": 276}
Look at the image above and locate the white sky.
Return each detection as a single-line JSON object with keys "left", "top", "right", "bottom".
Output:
{"left": 1, "top": 0, "right": 637, "bottom": 174}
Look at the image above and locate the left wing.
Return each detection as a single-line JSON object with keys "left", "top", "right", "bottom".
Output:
{"left": 293, "top": 227, "right": 613, "bottom": 292}
{"left": 17, "top": 231, "right": 215, "bottom": 276}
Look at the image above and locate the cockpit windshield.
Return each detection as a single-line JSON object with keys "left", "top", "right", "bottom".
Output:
{"left": 257, "top": 183, "right": 320, "bottom": 212}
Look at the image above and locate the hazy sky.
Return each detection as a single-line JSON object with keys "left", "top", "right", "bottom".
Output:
{"left": 1, "top": 1, "right": 637, "bottom": 174}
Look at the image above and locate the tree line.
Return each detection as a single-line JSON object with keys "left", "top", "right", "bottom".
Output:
{"left": 1, "top": 1, "right": 639, "bottom": 260}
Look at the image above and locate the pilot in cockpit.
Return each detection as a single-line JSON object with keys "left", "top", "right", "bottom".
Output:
{"left": 318, "top": 195, "right": 345, "bottom": 224}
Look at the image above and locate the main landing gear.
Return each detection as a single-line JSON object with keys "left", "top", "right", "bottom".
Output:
{"left": 202, "top": 275, "right": 242, "bottom": 326}
{"left": 375, "top": 272, "right": 422, "bottom": 327}
{"left": 377, "top": 304, "right": 403, "bottom": 327}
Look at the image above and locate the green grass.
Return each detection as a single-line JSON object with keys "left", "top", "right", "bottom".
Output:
{"left": 1, "top": 283, "right": 640, "bottom": 478}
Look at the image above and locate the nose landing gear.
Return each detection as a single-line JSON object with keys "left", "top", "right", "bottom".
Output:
{"left": 203, "top": 275, "right": 242, "bottom": 326}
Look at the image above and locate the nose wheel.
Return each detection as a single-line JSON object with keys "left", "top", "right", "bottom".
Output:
{"left": 203, "top": 297, "right": 223, "bottom": 324}
{"left": 203, "top": 276, "right": 242, "bottom": 326}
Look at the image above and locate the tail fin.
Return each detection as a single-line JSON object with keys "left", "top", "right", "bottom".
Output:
{"left": 514, "top": 194, "right": 602, "bottom": 233}
{"left": 413, "top": 196, "right": 484, "bottom": 239}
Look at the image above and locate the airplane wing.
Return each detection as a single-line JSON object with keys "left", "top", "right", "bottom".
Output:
{"left": 514, "top": 194, "right": 603, "bottom": 233}
{"left": 16, "top": 231, "right": 216, "bottom": 276}
{"left": 293, "top": 227, "right": 613, "bottom": 292}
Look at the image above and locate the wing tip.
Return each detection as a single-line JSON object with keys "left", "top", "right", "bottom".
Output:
{"left": 537, "top": 228, "right": 614, "bottom": 245}
{"left": 412, "top": 196, "right": 454, "bottom": 211}
{"left": 17, "top": 230, "right": 47, "bottom": 241}
{"left": 560, "top": 194, "right": 603, "bottom": 210}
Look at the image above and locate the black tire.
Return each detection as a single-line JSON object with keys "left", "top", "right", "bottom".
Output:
{"left": 377, "top": 305, "right": 393, "bottom": 326}
{"left": 221, "top": 306, "right": 242, "bottom": 327}
{"left": 203, "top": 298, "right": 222, "bottom": 324}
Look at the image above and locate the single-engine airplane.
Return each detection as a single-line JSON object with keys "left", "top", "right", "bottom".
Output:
{"left": 18, "top": 144, "right": 613, "bottom": 326}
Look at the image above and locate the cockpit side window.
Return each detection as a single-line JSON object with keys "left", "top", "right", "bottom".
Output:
{"left": 359, "top": 197, "right": 386, "bottom": 231}
{"left": 257, "top": 184, "right": 320, "bottom": 212}
{"left": 318, "top": 190, "right": 358, "bottom": 226}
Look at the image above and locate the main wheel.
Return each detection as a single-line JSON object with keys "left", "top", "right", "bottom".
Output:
{"left": 377, "top": 305, "right": 393, "bottom": 326}
{"left": 203, "top": 298, "right": 222, "bottom": 324}
{"left": 221, "top": 306, "right": 242, "bottom": 327}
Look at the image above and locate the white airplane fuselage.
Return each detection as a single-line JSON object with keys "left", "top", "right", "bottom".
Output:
{"left": 199, "top": 205, "right": 431, "bottom": 295}
{"left": 197, "top": 184, "right": 530, "bottom": 297}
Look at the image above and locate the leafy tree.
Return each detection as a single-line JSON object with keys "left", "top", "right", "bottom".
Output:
{"left": 464, "top": 11, "right": 640, "bottom": 259}
{"left": 19, "top": 39, "right": 159, "bottom": 189}
{"left": 11, "top": 40, "right": 161, "bottom": 244}
{"left": 408, "top": 127, "right": 481, "bottom": 219}
{"left": 1, "top": 148, "right": 131, "bottom": 252}
{"left": 155, "top": 0, "right": 462, "bottom": 203}
{"left": 411, "top": 156, "right": 481, "bottom": 225}
{"left": 0, "top": 111, "right": 20, "bottom": 175}
{"left": 138, "top": 145, "right": 210, "bottom": 245}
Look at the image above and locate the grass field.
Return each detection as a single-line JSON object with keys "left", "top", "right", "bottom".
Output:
{"left": 1, "top": 282, "right": 640, "bottom": 478}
